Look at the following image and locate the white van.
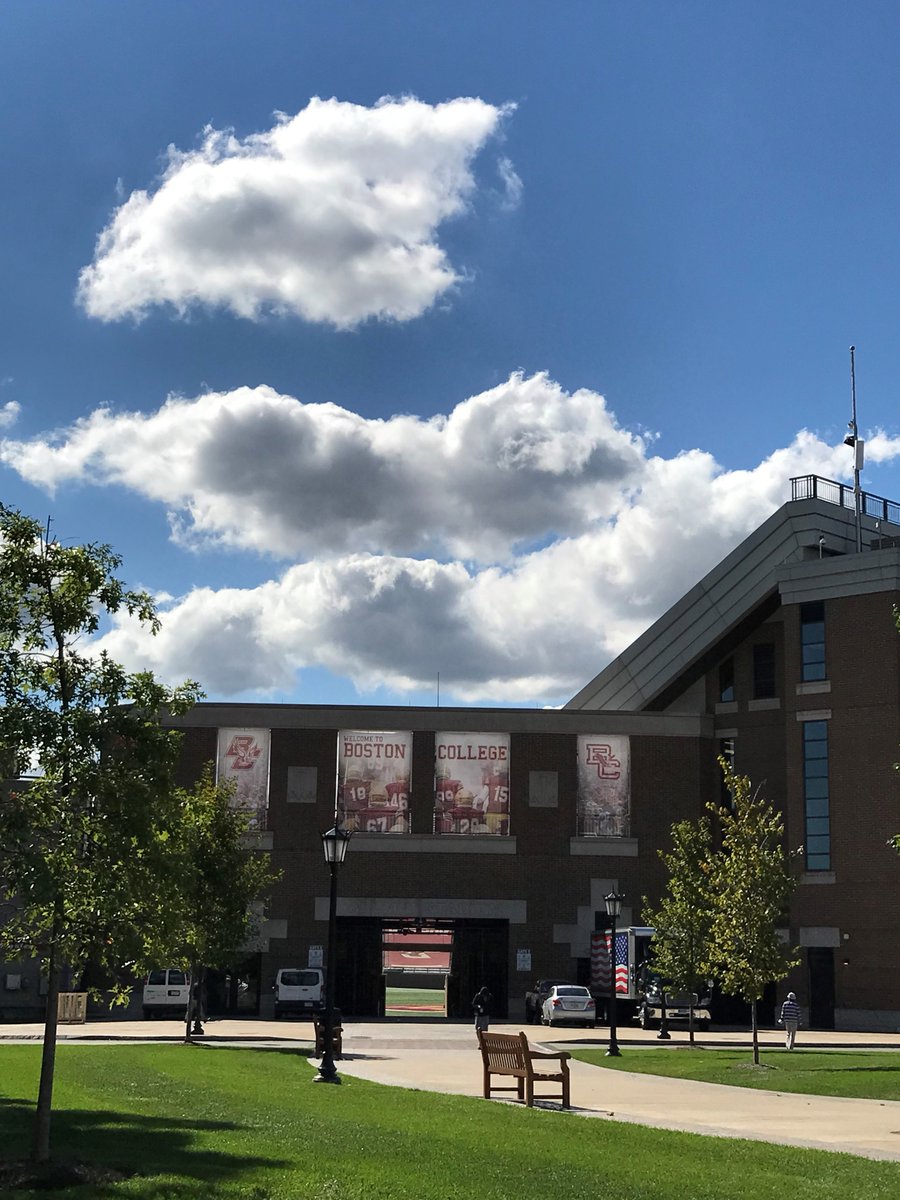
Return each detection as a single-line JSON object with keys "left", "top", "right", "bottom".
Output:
{"left": 142, "top": 968, "right": 191, "bottom": 1018}
{"left": 273, "top": 967, "right": 325, "bottom": 1018}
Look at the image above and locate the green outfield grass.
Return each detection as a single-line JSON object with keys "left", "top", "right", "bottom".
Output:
{"left": 571, "top": 1045, "right": 900, "bottom": 1100}
{"left": 1, "top": 1045, "right": 899, "bottom": 1198}
{"left": 384, "top": 985, "right": 445, "bottom": 1014}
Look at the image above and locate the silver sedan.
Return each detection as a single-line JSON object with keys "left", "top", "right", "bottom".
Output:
{"left": 541, "top": 985, "right": 596, "bottom": 1027}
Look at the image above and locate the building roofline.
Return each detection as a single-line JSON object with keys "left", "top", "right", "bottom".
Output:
{"left": 566, "top": 494, "right": 900, "bottom": 713}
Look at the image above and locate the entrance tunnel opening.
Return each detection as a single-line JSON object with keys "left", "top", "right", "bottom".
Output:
{"left": 383, "top": 920, "right": 453, "bottom": 1017}
{"left": 334, "top": 917, "right": 509, "bottom": 1019}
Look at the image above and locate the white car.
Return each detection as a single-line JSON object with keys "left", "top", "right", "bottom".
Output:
{"left": 541, "top": 984, "right": 596, "bottom": 1027}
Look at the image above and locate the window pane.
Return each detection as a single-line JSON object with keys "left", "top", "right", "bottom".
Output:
{"left": 803, "top": 723, "right": 828, "bottom": 742}
{"left": 803, "top": 662, "right": 827, "bottom": 681}
{"left": 803, "top": 739, "right": 828, "bottom": 758}
{"left": 753, "top": 644, "right": 776, "bottom": 698}
{"left": 805, "top": 834, "right": 831, "bottom": 854}
{"left": 802, "top": 644, "right": 826, "bottom": 664}
{"left": 801, "top": 621, "right": 825, "bottom": 644}
{"left": 805, "top": 817, "right": 830, "bottom": 836}
{"left": 806, "top": 853, "right": 831, "bottom": 871}
{"left": 804, "top": 759, "right": 829, "bottom": 779}
{"left": 804, "top": 793, "right": 829, "bottom": 815}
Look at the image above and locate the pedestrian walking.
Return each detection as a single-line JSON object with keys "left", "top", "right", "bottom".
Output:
{"left": 778, "top": 991, "right": 801, "bottom": 1049}
{"left": 472, "top": 986, "right": 492, "bottom": 1034}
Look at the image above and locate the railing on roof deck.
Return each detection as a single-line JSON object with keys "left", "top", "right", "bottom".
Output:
{"left": 791, "top": 475, "right": 900, "bottom": 526}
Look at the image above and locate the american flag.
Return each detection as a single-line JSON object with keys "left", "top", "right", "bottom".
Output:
{"left": 590, "top": 931, "right": 629, "bottom": 993}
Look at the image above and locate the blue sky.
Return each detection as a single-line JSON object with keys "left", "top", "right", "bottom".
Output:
{"left": 1, "top": 2, "right": 899, "bottom": 708}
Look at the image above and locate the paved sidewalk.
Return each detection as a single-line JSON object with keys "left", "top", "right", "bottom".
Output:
{"left": 4, "top": 1019, "right": 900, "bottom": 1162}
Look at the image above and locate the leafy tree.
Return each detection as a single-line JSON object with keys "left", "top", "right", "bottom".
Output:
{"left": 707, "top": 758, "right": 798, "bottom": 1065}
{"left": 0, "top": 508, "right": 201, "bottom": 1162}
{"left": 642, "top": 816, "right": 714, "bottom": 1045}
{"left": 170, "top": 768, "right": 280, "bottom": 1043}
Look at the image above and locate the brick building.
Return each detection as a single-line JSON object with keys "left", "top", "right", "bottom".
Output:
{"left": 161, "top": 475, "right": 900, "bottom": 1029}
{"left": 568, "top": 475, "right": 900, "bottom": 1030}
{"left": 2, "top": 475, "right": 898, "bottom": 1028}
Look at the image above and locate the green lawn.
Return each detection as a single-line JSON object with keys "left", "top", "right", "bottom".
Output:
{"left": 384, "top": 986, "right": 445, "bottom": 1015}
{"left": 1, "top": 1045, "right": 899, "bottom": 1198}
{"left": 571, "top": 1045, "right": 900, "bottom": 1100}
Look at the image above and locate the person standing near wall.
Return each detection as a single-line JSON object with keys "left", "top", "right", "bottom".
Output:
{"left": 473, "top": 986, "right": 492, "bottom": 1034}
{"left": 778, "top": 992, "right": 801, "bottom": 1049}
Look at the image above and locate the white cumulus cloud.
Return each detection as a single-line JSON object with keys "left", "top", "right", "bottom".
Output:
{"left": 5, "top": 374, "right": 899, "bottom": 704}
{"left": 0, "top": 373, "right": 647, "bottom": 563}
{"left": 77, "top": 95, "right": 514, "bottom": 328}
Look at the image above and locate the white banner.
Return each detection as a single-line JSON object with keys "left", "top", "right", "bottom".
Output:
{"left": 337, "top": 730, "right": 412, "bottom": 833}
{"left": 576, "top": 734, "right": 630, "bottom": 836}
{"left": 434, "top": 732, "right": 510, "bottom": 835}
{"left": 216, "top": 728, "right": 271, "bottom": 831}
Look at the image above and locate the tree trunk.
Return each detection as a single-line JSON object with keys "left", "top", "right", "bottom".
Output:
{"left": 32, "top": 911, "right": 63, "bottom": 1162}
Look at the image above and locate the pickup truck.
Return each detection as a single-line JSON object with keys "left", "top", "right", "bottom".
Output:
{"left": 635, "top": 975, "right": 712, "bottom": 1030}
{"left": 524, "top": 978, "right": 572, "bottom": 1024}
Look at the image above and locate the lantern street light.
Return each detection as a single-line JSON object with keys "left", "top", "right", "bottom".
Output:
{"left": 313, "top": 823, "right": 352, "bottom": 1084}
{"left": 604, "top": 891, "right": 624, "bottom": 1057}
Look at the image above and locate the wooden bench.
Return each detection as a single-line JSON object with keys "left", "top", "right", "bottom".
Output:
{"left": 477, "top": 1030, "right": 570, "bottom": 1108}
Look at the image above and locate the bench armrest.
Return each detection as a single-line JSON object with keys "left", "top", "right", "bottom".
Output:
{"left": 527, "top": 1049, "right": 571, "bottom": 1061}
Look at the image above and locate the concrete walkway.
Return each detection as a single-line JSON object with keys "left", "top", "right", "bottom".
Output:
{"left": 4, "top": 1019, "right": 900, "bottom": 1162}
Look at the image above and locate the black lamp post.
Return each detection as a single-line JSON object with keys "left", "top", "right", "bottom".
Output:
{"left": 657, "top": 985, "right": 671, "bottom": 1040}
{"left": 313, "top": 823, "right": 352, "bottom": 1084}
{"left": 604, "top": 891, "right": 624, "bottom": 1057}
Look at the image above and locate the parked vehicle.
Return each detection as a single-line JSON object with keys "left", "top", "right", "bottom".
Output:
{"left": 541, "top": 984, "right": 596, "bottom": 1027}
{"left": 636, "top": 972, "right": 712, "bottom": 1031}
{"left": 142, "top": 968, "right": 190, "bottom": 1018}
{"left": 525, "top": 978, "right": 573, "bottom": 1024}
{"left": 590, "top": 925, "right": 713, "bottom": 1029}
{"left": 273, "top": 967, "right": 325, "bottom": 1018}
{"left": 590, "top": 925, "right": 657, "bottom": 1022}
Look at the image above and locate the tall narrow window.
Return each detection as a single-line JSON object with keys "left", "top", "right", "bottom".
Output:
{"left": 800, "top": 601, "right": 826, "bottom": 682}
{"left": 753, "top": 643, "right": 776, "bottom": 699}
{"left": 802, "top": 720, "right": 830, "bottom": 870}
{"left": 718, "top": 658, "right": 735, "bottom": 703}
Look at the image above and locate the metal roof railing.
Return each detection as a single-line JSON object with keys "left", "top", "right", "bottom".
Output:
{"left": 791, "top": 475, "right": 900, "bottom": 526}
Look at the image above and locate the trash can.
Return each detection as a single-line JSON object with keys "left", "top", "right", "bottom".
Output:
{"left": 314, "top": 1010, "right": 343, "bottom": 1058}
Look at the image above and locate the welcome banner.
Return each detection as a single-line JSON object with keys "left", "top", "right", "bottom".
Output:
{"left": 337, "top": 730, "right": 412, "bottom": 833}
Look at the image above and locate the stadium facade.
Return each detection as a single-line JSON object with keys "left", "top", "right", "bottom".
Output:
{"left": 2, "top": 475, "right": 898, "bottom": 1029}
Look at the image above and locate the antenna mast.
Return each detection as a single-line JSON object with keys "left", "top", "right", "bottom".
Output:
{"left": 846, "top": 346, "right": 864, "bottom": 553}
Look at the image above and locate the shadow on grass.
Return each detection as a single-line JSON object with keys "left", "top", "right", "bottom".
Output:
{"left": 0, "top": 1096, "right": 287, "bottom": 1197}
{"left": 797, "top": 1064, "right": 900, "bottom": 1076}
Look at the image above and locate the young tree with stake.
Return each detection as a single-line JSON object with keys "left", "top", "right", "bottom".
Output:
{"left": 643, "top": 816, "right": 714, "bottom": 1045}
{"left": 707, "top": 758, "right": 798, "bottom": 1066}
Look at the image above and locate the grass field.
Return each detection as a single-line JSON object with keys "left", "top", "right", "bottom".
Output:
{"left": 571, "top": 1045, "right": 900, "bottom": 1101}
{"left": 1, "top": 1045, "right": 899, "bottom": 1199}
{"left": 384, "top": 986, "right": 444, "bottom": 1015}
